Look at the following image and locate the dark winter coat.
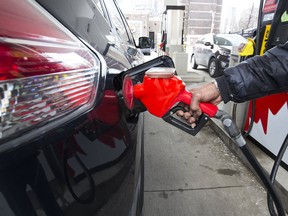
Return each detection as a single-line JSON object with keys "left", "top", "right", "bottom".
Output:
{"left": 216, "top": 43, "right": 288, "bottom": 103}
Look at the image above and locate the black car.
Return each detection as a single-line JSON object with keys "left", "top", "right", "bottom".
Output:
{"left": 0, "top": 0, "right": 148, "bottom": 215}
{"left": 190, "top": 33, "right": 247, "bottom": 77}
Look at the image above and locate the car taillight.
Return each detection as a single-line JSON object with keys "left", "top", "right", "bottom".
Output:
{"left": 0, "top": 0, "right": 101, "bottom": 146}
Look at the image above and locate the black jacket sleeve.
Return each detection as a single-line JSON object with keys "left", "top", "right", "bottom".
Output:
{"left": 216, "top": 42, "right": 288, "bottom": 103}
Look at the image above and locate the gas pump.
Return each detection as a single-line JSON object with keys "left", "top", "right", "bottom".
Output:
{"left": 240, "top": 0, "right": 288, "bottom": 166}
{"left": 160, "top": 5, "right": 185, "bottom": 55}
{"left": 159, "top": 5, "right": 189, "bottom": 74}
{"left": 237, "top": 1, "right": 288, "bottom": 214}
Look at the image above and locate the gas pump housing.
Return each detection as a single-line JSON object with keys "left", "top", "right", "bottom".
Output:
{"left": 243, "top": 0, "right": 288, "bottom": 165}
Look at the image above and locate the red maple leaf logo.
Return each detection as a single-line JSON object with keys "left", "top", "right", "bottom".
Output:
{"left": 245, "top": 93, "right": 288, "bottom": 134}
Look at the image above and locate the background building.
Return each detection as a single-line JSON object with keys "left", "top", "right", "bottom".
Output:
{"left": 178, "top": 0, "right": 222, "bottom": 45}
{"left": 181, "top": 0, "right": 222, "bottom": 35}
{"left": 119, "top": 0, "right": 223, "bottom": 46}
{"left": 220, "top": 0, "right": 259, "bottom": 34}
{"left": 123, "top": 13, "right": 161, "bottom": 48}
{"left": 118, "top": 0, "right": 259, "bottom": 47}
{"left": 118, "top": 0, "right": 163, "bottom": 48}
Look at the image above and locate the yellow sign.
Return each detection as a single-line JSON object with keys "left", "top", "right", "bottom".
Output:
{"left": 260, "top": 24, "right": 271, "bottom": 56}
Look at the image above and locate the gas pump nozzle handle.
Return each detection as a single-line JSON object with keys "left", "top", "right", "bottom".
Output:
{"left": 161, "top": 89, "right": 218, "bottom": 136}
{"left": 132, "top": 70, "right": 218, "bottom": 136}
{"left": 176, "top": 90, "right": 218, "bottom": 118}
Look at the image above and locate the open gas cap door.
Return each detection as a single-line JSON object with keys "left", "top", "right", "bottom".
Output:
{"left": 113, "top": 55, "right": 175, "bottom": 91}
{"left": 114, "top": 55, "right": 175, "bottom": 113}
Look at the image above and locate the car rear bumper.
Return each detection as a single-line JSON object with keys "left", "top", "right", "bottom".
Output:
{"left": 0, "top": 111, "right": 145, "bottom": 216}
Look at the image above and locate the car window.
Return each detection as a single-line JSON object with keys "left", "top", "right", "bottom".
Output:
{"left": 214, "top": 37, "right": 232, "bottom": 46}
{"left": 36, "top": 0, "right": 112, "bottom": 54}
{"left": 92, "top": 0, "right": 106, "bottom": 18}
{"left": 103, "top": 0, "right": 131, "bottom": 43}
{"left": 114, "top": 0, "right": 135, "bottom": 45}
{"left": 215, "top": 35, "right": 247, "bottom": 46}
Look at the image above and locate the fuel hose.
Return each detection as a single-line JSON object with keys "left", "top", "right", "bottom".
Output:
{"left": 240, "top": 145, "right": 285, "bottom": 216}
{"left": 243, "top": 99, "right": 256, "bottom": 138}
{"left": 267, "top": 135, "right": 288, "bottom": 216}
{"left": 215, "top": 110, "right": 285, "bottom": 216}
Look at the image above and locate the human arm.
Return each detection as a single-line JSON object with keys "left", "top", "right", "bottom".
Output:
{"left": 177, "top": 82, "right": 222, "bottom": 125}
{"left": 179, "top": 42, "right": 288, "bottom": 123}
{"left": 217, "top": 42, "right": 288, "bottom": 103}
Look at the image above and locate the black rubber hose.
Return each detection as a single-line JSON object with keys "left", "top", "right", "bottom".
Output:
{"left": 243, "top": 99, "right": 256, "bottom": 138}
{"left": 215, "top": 110, "right": 285, "bottom": 215}
{"left": 63, "top": 138, "right": 95, "bottom": 204}
{"left": 267, "top": 134, "right": 288, "bottom": 216}
{"left": 240, "top": 145, "right": 285, "bottom": 216}
{"left": 232, "top": 103, "right": 237, "bottom": 122}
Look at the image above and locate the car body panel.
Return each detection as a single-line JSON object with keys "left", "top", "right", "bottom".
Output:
{"left": 0, "top": 0, "right": 145, "bottom": 215}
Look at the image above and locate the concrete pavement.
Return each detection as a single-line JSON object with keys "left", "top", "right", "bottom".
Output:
{"left": 143, "top": 112, "right": 269, "bottom": 216}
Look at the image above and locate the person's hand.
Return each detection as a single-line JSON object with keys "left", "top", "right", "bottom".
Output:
{"left": 177, "top": 81, "right": 222, "bottom": 127}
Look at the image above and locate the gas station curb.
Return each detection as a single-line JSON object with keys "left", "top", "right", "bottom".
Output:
{"left": 209, "top": 118, "right": 288, "bottom": 213}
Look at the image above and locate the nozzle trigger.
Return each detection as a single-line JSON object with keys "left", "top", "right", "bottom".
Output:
{"left": 162, "top": 106, "right": 210, "bottom": 136}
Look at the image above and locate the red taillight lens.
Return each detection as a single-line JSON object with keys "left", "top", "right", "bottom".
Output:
{"left": 0, "top": 0, "right": 101, "bottom": 144}
{"left": 122, "top": 75, "right": 134, "bottom": 110}
{"left": 0, "top": 42, "right": 96, "bottom": 80}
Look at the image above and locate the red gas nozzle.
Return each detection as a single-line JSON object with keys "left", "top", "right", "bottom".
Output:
{"left": 133, "top": 73, "right": 185, "bottom": 117}
{"left": 132, "top": 67, "right": 218, "bottom": 118}
{"left": 122, "top": 67, "right": 219, "bottom": 136}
